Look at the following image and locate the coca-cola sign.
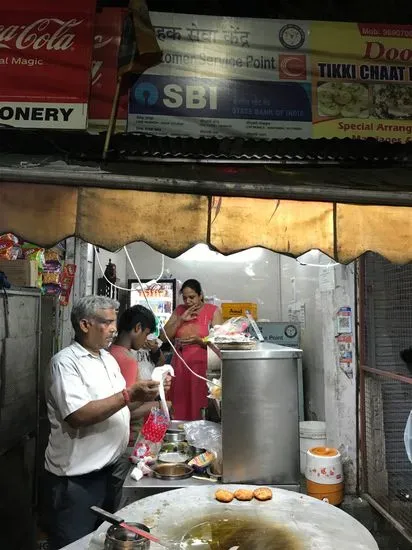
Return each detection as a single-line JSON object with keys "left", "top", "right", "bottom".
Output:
{"left": 0, "top": 18, "right": 83, "bottom": 51}
{"left": 0, "top": 1, "right": 96, "bottom": 129}
{"left": 88, "top": 8, "right": 128, "bottom": 128}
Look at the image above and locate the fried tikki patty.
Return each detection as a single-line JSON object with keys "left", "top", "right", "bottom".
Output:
{"left": 233, "top": 489, "right": 254, "bottom": 501}
{"left": 215, "top": 489, "right": 234, "bottom": 503}
{"left": 253, "top": 487, "right": 273, "bottom": 501}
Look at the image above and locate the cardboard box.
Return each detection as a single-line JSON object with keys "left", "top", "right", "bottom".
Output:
{"left": 0, "top": 259, "right": 38, "bottom": 287}
{"left": 221, "top": 302, "right": 258, "bottom": 321}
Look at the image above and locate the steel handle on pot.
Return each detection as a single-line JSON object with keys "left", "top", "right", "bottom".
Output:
{"left": 91, "top": 506, "right": 165, "bottom": 547}
{"left": 91, "top": 506, "right": 123, "bottom": 525}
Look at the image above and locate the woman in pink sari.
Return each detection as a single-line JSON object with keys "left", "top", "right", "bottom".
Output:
{"left": 164, "top": 279, "right": 223, "bottom": 421}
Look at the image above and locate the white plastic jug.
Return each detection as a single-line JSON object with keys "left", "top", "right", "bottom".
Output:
{"left": 299, "top": 421, "right": 327, "bottom": 474}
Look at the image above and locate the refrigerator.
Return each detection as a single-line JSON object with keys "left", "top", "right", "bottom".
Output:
{"left": 128, "top": 278, "right": 176, "bottom": 326}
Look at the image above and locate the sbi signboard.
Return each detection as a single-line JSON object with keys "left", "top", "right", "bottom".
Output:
{"left": 132, "top": 79, "right": 218, "bottom": 112}
{"left": 128, "top": 74, "right": 311, "bottom": 137}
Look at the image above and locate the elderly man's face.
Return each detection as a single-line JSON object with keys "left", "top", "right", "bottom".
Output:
{"left": 80, "top": 308, "right": 117, "bottom": 350}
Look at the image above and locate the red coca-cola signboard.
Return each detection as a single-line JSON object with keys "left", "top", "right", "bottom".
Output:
{"left": 89, "top": 8, "right": 128, "bottom": 128}
{"left": 0, "top": 0, "right": 96, "bottom": 129}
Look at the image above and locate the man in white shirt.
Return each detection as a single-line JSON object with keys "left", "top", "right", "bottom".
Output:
{"left": 44, "top": 295, "right": 160, "bottom": 550}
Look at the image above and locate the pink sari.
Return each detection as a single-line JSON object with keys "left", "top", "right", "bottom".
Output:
{"left": 169, "top": 303, "right": 217, "bottom": 421}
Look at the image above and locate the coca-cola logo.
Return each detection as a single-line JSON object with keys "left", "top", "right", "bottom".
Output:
{"left": 0, "top": 18, "right": 83, "bottom": 51}
{"left": 91, "top": 34, "right": 117, "bottom": 86}
{"left": 91, "top": 60, "right": 104, "bottom": 86}
{"left": 94, "top": 34, "right": 113, "bottom": 49}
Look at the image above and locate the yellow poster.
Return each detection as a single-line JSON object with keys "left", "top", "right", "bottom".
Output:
{"left": 311, "top": 22, "right": 412, "bottom": 143}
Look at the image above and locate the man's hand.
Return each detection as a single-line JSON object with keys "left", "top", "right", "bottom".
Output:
{"left": 128, "top": 380, "right": 159, "bottom": 403}
{"left": 163, "top": 374, "right": 172, "bottom": 393}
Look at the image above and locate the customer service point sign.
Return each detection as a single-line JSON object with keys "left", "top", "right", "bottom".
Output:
{"left": 128, "top": 15, "right": 412, "bottom": 143}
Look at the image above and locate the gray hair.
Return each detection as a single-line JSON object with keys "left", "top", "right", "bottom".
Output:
{"left": 71, "top": 295, "right": 120, "bottom": 334}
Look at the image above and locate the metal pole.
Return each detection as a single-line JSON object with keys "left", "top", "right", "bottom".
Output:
{"left": 358, "top": 257, "right": 367, "bottom": 494}
{"left": 2, "top": 167, "right": 412, "bottom": 207}
{"left": 102, "top": 78, "right": 122, "bottom": 161}
{"left": 361, "top": 365, "right": 412, "bottom": 385}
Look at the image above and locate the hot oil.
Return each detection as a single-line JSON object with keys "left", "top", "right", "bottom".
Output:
{"left": 178, "top": 517, "right": 303, "bottom": 550}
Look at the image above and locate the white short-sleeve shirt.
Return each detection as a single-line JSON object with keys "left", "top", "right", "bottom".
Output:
{"left": 45, "top": 342, "right": 130, "bottom": 476}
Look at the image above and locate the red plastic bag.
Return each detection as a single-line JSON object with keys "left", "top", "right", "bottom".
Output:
{"left": 141, "top": 408, "right": 169, "bottom": 443}
{"left": 130, "top": 407, "right": 169, "bottom": 464}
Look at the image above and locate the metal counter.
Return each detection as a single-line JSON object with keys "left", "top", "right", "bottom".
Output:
{"left": 121, "top": 467, "right": 300, "bottom": 506}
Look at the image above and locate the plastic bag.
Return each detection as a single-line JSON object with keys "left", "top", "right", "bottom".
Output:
{"left": 213, "top": 317, "right": 250, "bottom": 337}
{"left": 21, "top": 244, "right": 45, "bottom": 268}
{"left": 0, "top": 234, "right": 20, "bottom": 260}
{"left": 0, "top": 246, "right": 20, "bottom": 260}
{"left": 209, "top": 317, "right": 255, "bottom": 344}
{"left": 183, "top": 420, "right": 222, "bottom": 463}
{"left": 151, "top": 364, "right": 174, "bottom": 421}
{"left": 207, "top": 378, "right": 222, "bottom": 401}
{"left": 130, "top": 407, "right": 169, "bottom": 464}
{"left": 404, "top": 411, "right": 412, "bottom": 463}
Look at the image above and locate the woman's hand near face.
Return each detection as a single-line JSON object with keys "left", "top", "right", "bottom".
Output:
{"left": 180, "top": 304, "right": 201, "bottom": 323}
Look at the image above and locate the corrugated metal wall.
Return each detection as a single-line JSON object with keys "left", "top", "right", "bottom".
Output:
{"left": 363, "top": 253, "right": 412, "bottom": 536}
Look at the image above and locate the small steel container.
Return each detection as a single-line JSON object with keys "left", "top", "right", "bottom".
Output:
{"left": 163, "top": 431, "right": 186, "bottom": 443}
{"left": 152, "top": 462, "right": 193, "bottom": 480}
{"left": 104, "top": 523, "right": 150, "bottom": 550}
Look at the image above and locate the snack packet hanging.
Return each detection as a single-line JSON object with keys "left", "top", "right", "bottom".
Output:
{"left": 207, "top": 378, "right": 222, "bottom": 401}
{"left": 0, "top": 246, "right": 20, "bottom": 260}
{"left": 0, "top": 233, "right": 19, "bottom": 245}
{"left": 130, "top": 407, "right": 169, "bottom": 464}
{"left": 0, "top": 234, "right": 21, "bottom": 260}
{"left": 21, "top": 244, "right": 45, "bottom": 268}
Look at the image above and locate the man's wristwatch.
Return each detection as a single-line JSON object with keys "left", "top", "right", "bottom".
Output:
{"left": 122, "top": 388, "right": 131, "bottom": 405}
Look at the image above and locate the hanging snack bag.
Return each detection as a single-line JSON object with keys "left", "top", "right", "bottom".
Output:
{"left": 130, "top": 407, "right": 169, "bottom": 464}
{"left": 0, "top": 234, "right": 21, "bottom": 260}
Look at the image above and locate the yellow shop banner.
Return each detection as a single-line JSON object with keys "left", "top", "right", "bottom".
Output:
{"left": 311, "top": 22, "right": 412, "bottom": 143}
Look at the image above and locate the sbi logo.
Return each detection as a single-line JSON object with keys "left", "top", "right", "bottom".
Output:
{"left": 133, "top": 81, "right": 218, "bottom": 110}
{"left": 133, "top": 82, "right": 159, "bottom": 106}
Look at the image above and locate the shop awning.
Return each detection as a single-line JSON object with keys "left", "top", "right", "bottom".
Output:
{"left": 2, "top": 158, "right": 412, "bottom": 264}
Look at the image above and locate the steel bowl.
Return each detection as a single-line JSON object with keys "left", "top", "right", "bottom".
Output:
{"left": 189, "top": 446, "right": 206, "bottom": 456}
{"left": 163, "top": 431, "right": 186, "bottom": 443}
{"left": 104, "top": 523, "right": 150, "bottom": 550}
{"left": 152, "top": 462, "right": 193, "bottom": 480}
{"left": 167, "top": 420, "right": 185, "bottom": 433}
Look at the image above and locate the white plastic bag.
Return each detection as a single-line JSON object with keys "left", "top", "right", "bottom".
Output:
{"left": 151, "top": 364, "right": 174, "bottom": 421}
{"left": 404, "top": 411, "right": 412, "bottom": 463}
{"left": 183, "top": 420, "right": 222, "bottom": 461}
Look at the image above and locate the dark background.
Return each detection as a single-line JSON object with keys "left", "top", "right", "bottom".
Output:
{"left": 97, "top": 0, "right": 412, "bottom": 24}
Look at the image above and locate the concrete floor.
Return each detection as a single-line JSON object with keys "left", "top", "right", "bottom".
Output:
{"left": 341, "top": 497, "right": 412, "bottom": 550}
